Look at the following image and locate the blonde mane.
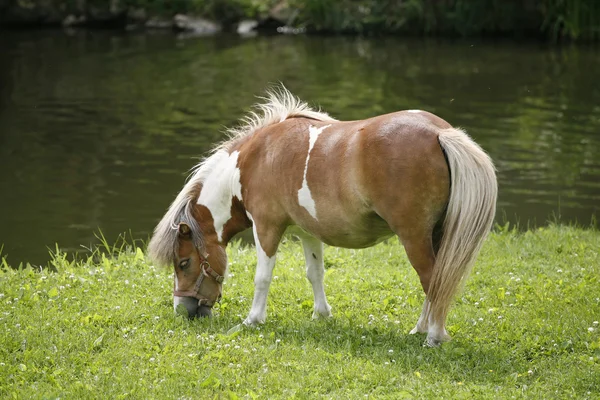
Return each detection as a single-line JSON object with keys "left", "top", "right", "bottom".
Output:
{"left": 148, "top": 85, "right": 336, "bottom": 266}
{"left": 216, "top": 85, "right": 337, "bottom": 152}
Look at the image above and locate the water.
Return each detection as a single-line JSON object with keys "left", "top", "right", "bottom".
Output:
{"left": 1, "top": 30, "right": 599, "bottom": 265}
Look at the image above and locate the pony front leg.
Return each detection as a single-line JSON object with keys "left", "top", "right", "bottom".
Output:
{"left": 300, "top": 235, "right": 332, "bottom": 319}
{"left": 243, "top": 247, "right": 276, "bottom": 325}
{"left": 243, "top": 215, "right": 283, "bottom": 326}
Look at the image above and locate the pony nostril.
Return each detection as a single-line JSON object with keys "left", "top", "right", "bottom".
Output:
{"left": 197, "top": 305, "right": 213, "bottom": 318}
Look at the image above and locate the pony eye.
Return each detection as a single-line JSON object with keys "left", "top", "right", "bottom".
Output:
{"left": 178, "top": 259, "right": 190, "bottom": 269}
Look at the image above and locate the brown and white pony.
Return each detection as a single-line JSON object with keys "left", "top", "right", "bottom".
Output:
{"left": 148, "top": 87, "right": 497, "bottom": 346}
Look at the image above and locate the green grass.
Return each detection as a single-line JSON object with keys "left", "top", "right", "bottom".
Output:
{"left": 1, "top": 225, "right": 599, "bottom": 399}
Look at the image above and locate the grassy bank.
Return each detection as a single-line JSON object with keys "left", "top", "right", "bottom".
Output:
{"left": 1, "top": 0, "right": 599, "bottom": 41}
{"left": 1, "top": 225, "right": 599, "bottom": 398}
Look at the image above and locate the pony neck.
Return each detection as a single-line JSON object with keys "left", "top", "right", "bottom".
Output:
{"left": 196, "top": 149, "right": 251, "bottom": 246}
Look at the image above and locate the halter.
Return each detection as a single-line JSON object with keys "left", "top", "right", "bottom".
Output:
{"left": 172, "top": 255, "right": 224, "bottom": 307}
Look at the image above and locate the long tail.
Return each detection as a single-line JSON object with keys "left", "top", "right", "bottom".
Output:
{"left": 427, "top": 128, "right": 498, "bottom": 335}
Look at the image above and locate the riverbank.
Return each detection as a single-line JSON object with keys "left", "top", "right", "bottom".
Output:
{"left": 1, "top": 225, "right": 598, "bottom": 398}
{"left": 1, "top": 0, "right": 599, "bottom": 41}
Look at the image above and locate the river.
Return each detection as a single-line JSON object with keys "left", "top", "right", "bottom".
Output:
{"left": 1, "top": 30, "right": 599, "bottom": 264}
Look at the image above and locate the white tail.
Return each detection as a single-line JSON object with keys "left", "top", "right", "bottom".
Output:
{"left": 426, "top": 128, "right": 497, "bottom": 343}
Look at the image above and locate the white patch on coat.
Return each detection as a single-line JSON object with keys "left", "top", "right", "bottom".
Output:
{"left": 174, "top": 274, "right": 179, "bottom": 291}
{"left": 197, "top": 150, "right": 243, "bottom": 242}
{"left": 298, "top": 125, "right": 330, "bottom": 220}
{"left": 407, "top": 109, "right": 422, "bottom": 113}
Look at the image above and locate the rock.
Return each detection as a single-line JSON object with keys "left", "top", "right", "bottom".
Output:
{"left": 145, "top": 17, "right": 173, "bottom": 29}
{"left": 62, "top": 14, "right": 86, "bottom": 27}
{"left": 173, "top": 14, "right": 221, "bottom": 35}
{"left": 237, "top": 19, "right": 258, "bottom": 35}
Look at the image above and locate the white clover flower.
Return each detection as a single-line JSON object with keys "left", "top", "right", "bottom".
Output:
{"left": 388, "top": 349, "right": 394, "bottom": 354}
{"left": 589, "top": 327, "right": 595, "bottom": 332}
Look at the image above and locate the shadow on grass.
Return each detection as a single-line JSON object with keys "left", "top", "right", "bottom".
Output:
{"left": 183, "top": 308, "right": 525, "bottom": 386}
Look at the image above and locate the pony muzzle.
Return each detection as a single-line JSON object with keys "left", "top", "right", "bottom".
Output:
{"left": 197, "top": 304, "right": 213, "bottom": 318}
{"left": 174, "top": 295, "right": 218, "bottom": 318}
{"left": 174, "top": 295, "right": 201, "bottom": 318}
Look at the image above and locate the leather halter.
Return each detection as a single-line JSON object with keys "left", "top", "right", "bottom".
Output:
{"left": 172, "top": 255, "right": 224, "bottom": 307}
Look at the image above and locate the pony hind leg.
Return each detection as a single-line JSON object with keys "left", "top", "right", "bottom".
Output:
{"left": 299, "top": 235, "right": 332, "bottom": 319}
{"left": 401, "top": 234, "right": 451, "bottom": 346}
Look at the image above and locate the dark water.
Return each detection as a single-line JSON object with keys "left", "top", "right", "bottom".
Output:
{"left": 1, "top": 30, "right": 599, "bottom": 265}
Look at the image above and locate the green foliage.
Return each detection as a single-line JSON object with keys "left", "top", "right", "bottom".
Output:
{"left": 540, "top": 0, "right": 600, "bottom": 41}
{"left": 1, "top": 226, "right": 599, "bottom": 398}
{"left": 289, "top": 0, "right": 599, "bottom": 40}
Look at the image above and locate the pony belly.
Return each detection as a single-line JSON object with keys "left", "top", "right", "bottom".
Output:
{"left": 322, "top": 231, "right": 395, "bottom": 249}
{"left": 290, "top": 213, "right": 394, "bottom": 249}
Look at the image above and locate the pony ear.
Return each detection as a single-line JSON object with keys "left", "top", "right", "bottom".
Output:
{"left": 178, "top": 223, "right": 192, "bottom": 239}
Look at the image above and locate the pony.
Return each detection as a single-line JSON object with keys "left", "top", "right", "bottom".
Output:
{"left": 148, "top": 86, "right": 497, "bottom": 346}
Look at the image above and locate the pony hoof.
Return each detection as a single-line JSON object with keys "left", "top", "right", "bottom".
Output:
{"left": 243, "top": 315, "right": 265, "bottom": 327}
{"left": 424, "top": 333, "right": 451, "bottom": 347}
{"left": 424, "top": 338, "right": 442, "bottom": 347}
{"left": 312, "top": 311, "right": 333, "bottom": 319}
{"left": 312, "top": 305, "right": 332, "bottom": 319}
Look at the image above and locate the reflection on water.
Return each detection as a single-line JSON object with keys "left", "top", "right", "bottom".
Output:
{"left": 0, "top": 30, "right": 599, "bottom": 264}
